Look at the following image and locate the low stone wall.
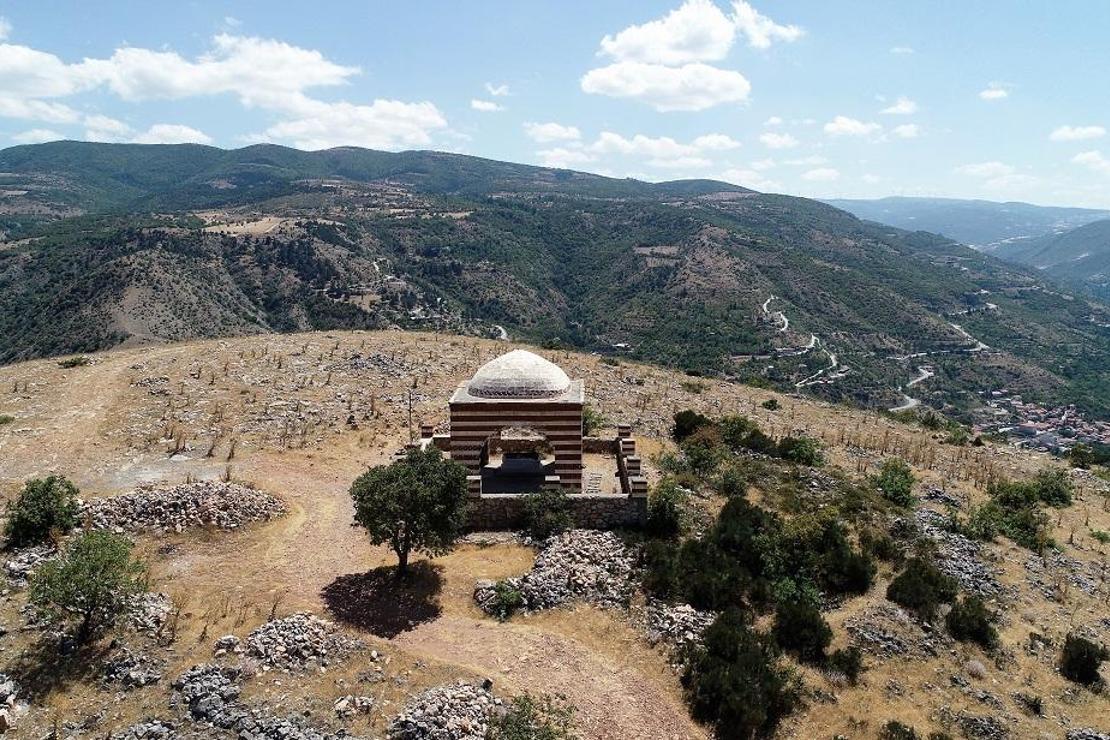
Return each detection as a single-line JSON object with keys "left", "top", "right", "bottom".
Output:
{"left": 582, "top": 436, "right": 619, "bottom": 454}
{"left": 466, "top": 493, "right": 647, "bottom": 531}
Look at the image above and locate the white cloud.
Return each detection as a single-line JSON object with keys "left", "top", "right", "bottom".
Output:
{"left": 581, "top": 60, "right": 750, "bottom": 111}
{"left": 1073, "top": 150, "right": 1110, "bottom": 175}
{"left": 485, "top": 82, "right": 510, "bottom": 97}
{"left": 523, "top": 121, "right": 581, "bottom": 143}
{"left": 783, "top": 155, "right": 827, "bottom": 166}
{"left": 759, "top": 131, "right": 797, "bottom": 149}
{"left": 823, "top": 116, "right": 881, "bottom": 137}
{"left": 649, "top": 155, "right": 712, "bottom": 169}
{"left": 730, "top": 1, "right": 803, "bottom": 49}
{"left": 750, "top": 157, "right": 776, "bottom": 170}
{"left": 979, "top": 82, "right": 1009, "bottom": 101}
{"left": 591, "top": 131, "right": 696, "bottom": 158}
{"left": 12, "top": 128, "right": 63, "bottom": 144}
{"left": 892, "top": 123, "right": 920, "bottom": 138}
{"left": 131, "top": 123, "right": 213, "bottom": 145}
{"left": 890, "top": 46, "right": 914, "bottom": 55}
{"left": 881, "top": 97, "right": 917, "bottom": 115}
{"left": 0, "top": 96, "right": 80, "bottom": 123}
{"left": 84, "top": 114, "right": 132, "bottom": 142}
{"left": 599, "top": 0, "right": 736, "bottom": 65}
{"left": 223, "top": 16, "right": 242, "bottom": 28}
{"left": 1050, "top": 125, "right": 1105, "bottom": 142}
{"left": 956, "top": 161, "right": 1014, "bottom": 178}
{"left": 720, "top": 167, "right": 779, "bottom": 191}
{"left": 802, "top": 167, "right": 839, "bottom": 181}
{"left": 862, "top": 173, "right": 882, "bottom": 183}
{"left": 0, "top": 17, "right": 11, "bottom": 41}
{"left": 763, "top": 115, "right": 783, "bottom": 126}
{"left": 538, "top": 147, "right": 595, "bottom": 169}
{"left": 470, "top": 99, "right": 503, "bottom": 112}
{"left": 0, "top": 34, "right": 448, "bottom": 151}
{"left": 692, "top": 133, "right": 741, "bottom": 150}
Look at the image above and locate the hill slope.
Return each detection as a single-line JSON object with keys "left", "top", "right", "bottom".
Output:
{"left": 2, "top": 142, "right": 1110, "bottom": 423}
{"left": 994, "top": 219, "right": 1110, "bottom": 299}
{"left": 826, "top": 196, "right": 1110, "bottom": 249}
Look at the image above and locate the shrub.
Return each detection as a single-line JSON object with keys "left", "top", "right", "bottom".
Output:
{"left": 719, "top": 415, "right": 758, "bottom": 451}
{"left": 714, "top": 465, "right": 748, "bottom": 498}
{"left": 1060, "top": 634, "right": 1108, "bottom": 685}
{"left": 826, "top": 647, "right": 864, "bottom": 684}
{"left": 874, "top": 458, "right": 916, "bottom": 507}
{"left": 740, "top": 428, "right": 778, "bottom": 456}
{"left": 773, "top": 599, "right": 832, "bottom": 663}
{"left": 879, "top": 721, "right": 919, "bottom": 740}
{"left": 680, "top": 427, "right": 726, "bottom": 476}
{"left": 671, "top": 409, "right": 712, "bottom": 442}
{"left": 964, "top": 480, "right": 1053, "bottom": 552}
{"left": 29, "top": 530, "right": 147, "bottom": 644}
{"left": 776, "top": 436, "right": 823, "bottom": 466}
{"left": 1031, "top": 468, "right": 1073, "bottom": 507}
{"left": 0, "top": 414, "right": 14, "bottom": 425}
{"left": 860, "top": 527, "right": 900, "bottom": 562}
{"left": 581, "top": 404, "right": 606, "bottom": 436}
{"left": 761, "top": 398, "right": 780, "bottom": 411}
{"left": 946, "top": 596, "right": 998, "bottom": 649}
{"left": 57, "top": 356, "right": 90, "bottom": 368}
{"left": 4, "top": 475, "right": 81, "bottom": 547}
{"left": 682, "top": 610, "right": 800, "bottom": 740}
{"left": 524, "top": 486, "right": 574, "bottom": 541}
{"left": 886, "top": 557, "right": 957, "bottom": 622}
{"left": 487, "top": 692, "right": 576, "bottom": 740}
{"left": 646, "top": 479, "right": 685, "bottom": 538}
{"left": 349, "top": 447, "right": 468, "bottom": 576}
{"left": 489, "top": 581, "right": 524, "bottom": 622}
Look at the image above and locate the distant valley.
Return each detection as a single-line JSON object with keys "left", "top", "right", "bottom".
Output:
{"left": 2, "top": 142, "right": 1110, "bottom": 434}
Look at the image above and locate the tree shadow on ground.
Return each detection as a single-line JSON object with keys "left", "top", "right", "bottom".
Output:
{"left": 321, "top": 561, "right": 443, "bottom": 639}
{"left": 7, "top": 634, "right": 112, "bottom": 702}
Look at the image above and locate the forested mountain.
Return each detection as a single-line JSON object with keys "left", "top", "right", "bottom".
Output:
{"left": 993, "top": 219, "right": 1110, "bottom": 300}
{"left": 3, "top": 142, "right": 1109, "bottom": 421}
{"left": 826, "top": 196, "right": 1110, "bottom": 249}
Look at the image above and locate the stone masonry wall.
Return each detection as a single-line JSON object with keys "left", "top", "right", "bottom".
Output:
{"left": 466, "top": 494, "right": 647, "bottom": 531}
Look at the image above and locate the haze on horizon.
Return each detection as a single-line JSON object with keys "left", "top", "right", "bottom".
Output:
{"left": 0, "top": 1, "right": 1108, "bottom": 207}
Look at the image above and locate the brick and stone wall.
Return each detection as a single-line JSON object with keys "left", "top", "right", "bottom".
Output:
{"left": 465, "top": 493, "right": 647, "bottom": 531}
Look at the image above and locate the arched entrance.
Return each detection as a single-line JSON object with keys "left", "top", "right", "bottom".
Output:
{"left": 479, "top": 426, "right": 556, "bottom": 493}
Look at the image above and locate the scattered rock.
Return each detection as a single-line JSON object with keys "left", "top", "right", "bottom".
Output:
{"left": 110, "top": 719, "right": 177, "bottom": 739}
{"left": 1025, "top": 550, "right": 1100, "bottom": 599}
{"left": 640, "top": 601, "right": 716, "bottom": 655}
{"left": 956, "top": 711, "right": 1009, "bottom": 740}
{"left": 82, "top": 481, "right": 286, "bottom": 533}
{"left": 474, "top": 530, "right": 635, "bottom": 615}
{"left": 334, "top": 694, "right": 373, "bottom": 718}
{"left": 103, "top": 647, "right": 163, "bottom": 689}
{"left": 914, "top": 509, "right": 1006, "bottom": 598}
{"left": 1067, "top": 731, "right": 1110, "bottom": 740}
{"left": 245, "top": 613, "right": 362, "bottom": 670}
{"left": 845, "top": 604, "right": 950, "bottom": 658}
{"left": 388, "top": 681, "right": 500, "bottom": 740}
{"left": 4, "top": 545, "right": 56, "bottom": 584}
{"left": 130, "top": 592, "right": 173, "bottom": 633}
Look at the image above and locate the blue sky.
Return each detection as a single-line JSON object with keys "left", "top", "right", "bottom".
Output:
{"left": 2, "top": 1, "right": 1109, "bottom": 207}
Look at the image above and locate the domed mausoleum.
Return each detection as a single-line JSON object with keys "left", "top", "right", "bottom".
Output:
{"left": 420, "top": 348, "right": 648, "bottom": 529}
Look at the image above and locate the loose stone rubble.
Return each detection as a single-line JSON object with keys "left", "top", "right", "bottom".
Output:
{"left": 641, "top": 601, "right": 716, "bottom": 654}
{"left": 0, "top": 674, "right": 23, "bottom": 734}
{"left": 1068, "top": 730, "right": 1110, "bottom": 740}
{"left": 111, "top": 719, "right": 177, "bottom": 739}
{"left": 388, "top": 681, "right": 500, "bottom": 740}
{"left": 913, "top": 509, "right": 1006, "bottom": 598}
{"left": 4, "top": 545, "right": 56, "bottom": 584}
{"left": 333, "top": 695, "right": 373, "bottom": 718}
{"left": 130, "top": 592, "right": 173, "bottom": 633}
{"left": 82, "top": 481, "right": 286, "bottom": 533}
{"left": 1025, "top": 550, "right": 1100, "bottom": 599}
{"left": 845, "top": 604, "right": 950, "bottom": 658}
{"left": 474, "top": 530, "right": 636, "bottom": 614}
{"left": 245, "top": 613, "right": 363, "bottom": 670}
{"left": 103, "top": 647, "right": 164, "bottom": 689}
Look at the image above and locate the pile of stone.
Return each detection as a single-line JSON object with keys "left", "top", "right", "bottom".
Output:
{"left": 388, "top": 681, "right": 500, "bottom": 740}
{"left": 130, "top": 592, "right": 173, "bottom": 633}
{"left": 1025, "top": 550, "right": 1099, "bottom": 599}
{"left": 921, "top": 485, "right": 963, "bottom": 508}
{"left": 82, "top": 481, "right": 286, "bottom": 533}
{"left": 474, "top": 530, "right": 636, "bottom": 614}
{"left": 245, "top": 613, "right": 363, "bottom": 670}
{"left": 1068, "top": 730, "right": 1110, "bottom": 740}
{"left": 103, "top": 647, "right": 163, "bottom": 689}
{"left": 110, "top": 719, "right": 177, "bottom": 739}
{"left": 4, "top": 545, "right": 56, "bottom": 584}
{"left": 172, "top": 664, "right": 354, "bottom": 740}
{"left": 845, "top": 604, "right": 949, "bottom": 658}
{"left": 0, "top": 674, "right": 22, "bottom": 733}
{"left": 954, "top": 712, "right": 1009, "bottom": 740}
{"left": 915, "top": 509, "right": 1006, "bottom": 598}
{"left": 333, "top": 695, "right": 374, "bottom": 718}
{"left": 641, "top": 601, "right": 716, "bottom": 654}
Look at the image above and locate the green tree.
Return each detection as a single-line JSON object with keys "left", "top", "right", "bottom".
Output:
{"left": 775, "top": 436, "right": 823, "bottom": 466}
{"left": 349, "top": 447, "right": 468, "bottom": 576}
{"left": 671, "top": 409, "right": 712, "bottom": 442}
{"left": 29, "top": 530, "right": 147, "bottom": 644}
{"left": 873, "top": 458, "right": 915, "bottom": 507}
{"left": 524, "top": 486, "right": 574, "bottom": 540}
{"left": 945, "top": 596, "right": 998, "bottom": 649}
{"left": 773, "top": 599, "right": 832, "bottom": 663}
{"left": 1060, "top": 634, "right": 1108, "bottom": 685}
{"left": 5, "top": 475, "right": 81, "bottom": 547}
{"left": 646, "top": 478, "right": 686, "bottom": 538}
{"left": 1031, "top": 468, "right": 1073, "bottom": 507}
{"left": 682, "top": 609, "right": 800, "bottom": 740}
{"left": 487, "top": 692, "right": 576, "bottom": 739}
{"left": 886, "top": 557, "right": 957, "bottom": 622}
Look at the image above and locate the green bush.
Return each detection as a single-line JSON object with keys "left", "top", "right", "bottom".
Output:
{"left": 773, "top": 600, "right": 832, "bottom": 663}
{"left": 29, "top": 530, "right": 147, "bottom": 644}
{"left": 826, "top": 647, "right": 864, "bottom": 684}
{"left": 671, "top": 409, "right": 712, "bottom": 442}
{"left": 886, "top": 557, "right": 957, "bottom": 622}
{"left": 962, "top": 479, "right": 1053, "bottom": 551}
{"left": 489, "top": 581, "right": 524, "bottom": 622}
{"left": 714, "top": 465, "right": 748, "bottom": 498}
{"left": 873, "top": 458, "right": 916, "bottom": 507}
{"left": 682, "top": 610, "right": 800, "bottom": 740}
{"left": 761, "top": 398, "right": 780, "bottom": 411}
{"left": 57, "top": 356, "right": 90, "bottom": 368}
{"left": 0, "top": 414, "right": 14, "bottom": 425}
{"left": 646, "top": 479, "right": 685, "bottom": 538}
{"left": 1060, "top": 634, "right": 1108, "bottom": 685}
{"left": 946, "top": 596, "right": 998, "bottom": 649}
{"left": 1031, "top": 468, "right": 1073, "bottom": 507}
{"left": 487, "top": 692, "right": 576, "bottom": 740}
{"left": 879, "top": 721, "right": 919, "bottom": 740}
{"left": 581, "top": 404, "right": 606, "bottom": 436}
{"left": 719, "top": 415, "right": 758, "bottom": 450}
{"left": 776, "top": 436, "right": 823, "bottom": 466}
{"left": 680, "top": 426, "right": 727, "bottom": 477}
{"left": 4, "top": 475, "right": 81, "bottom": 547}
{"left": 860, "top": 527, "right": 901, "bottom": 562}
{"left": 524, "top": 486, "right": 574, "bottom": 541}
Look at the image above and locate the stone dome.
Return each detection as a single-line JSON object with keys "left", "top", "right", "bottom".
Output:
{"left": 467, "top": 350, "right": 571, "bottom": 399}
